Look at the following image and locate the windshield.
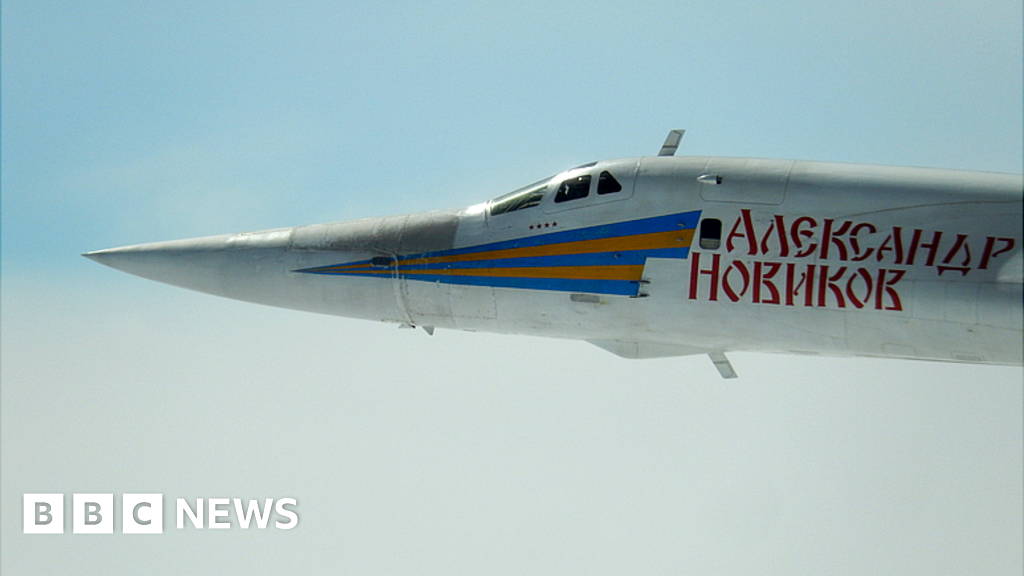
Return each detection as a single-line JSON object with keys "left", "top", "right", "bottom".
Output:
{"left": 489, "top": 178, "right": 550, "bottom": 216}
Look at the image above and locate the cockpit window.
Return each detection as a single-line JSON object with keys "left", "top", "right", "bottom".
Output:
{"left": 490, "top": 179, "right": 548, "bottom": 216}
{"left": 597, "top": 171, "right": 622, "bottom": 195}
{"left": 554, "top": 174, "right": 591, "bottom": 203}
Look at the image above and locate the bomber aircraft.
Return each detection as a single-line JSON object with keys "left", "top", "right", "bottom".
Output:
{"left": 86, "top": 131, "right": 1023, "bottom": 378}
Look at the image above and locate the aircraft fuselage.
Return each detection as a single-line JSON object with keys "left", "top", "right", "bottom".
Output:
{"left": 86, "top": 153, "right": 1024, "bottom": 371}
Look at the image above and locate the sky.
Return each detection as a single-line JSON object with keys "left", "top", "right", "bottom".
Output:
{"left": 2, "top": 1, "right": 1022, "bottom": 574}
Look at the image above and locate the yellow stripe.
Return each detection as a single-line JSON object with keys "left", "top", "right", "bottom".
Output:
{"left": 400, "top": 264, "right": 644, "bottom": 281}
{"left": 312, "top": 229, "right": 694, "bottom": 273}
{"left": 404, "top": 229, "right": 694, "bottom": 266}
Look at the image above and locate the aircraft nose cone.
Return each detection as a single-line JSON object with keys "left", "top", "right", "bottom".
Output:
{"left": 83, "top": 228, "right": 295, "bottom": 295}
{"left": 82, "top": 246, "right": 123, "bottom": 267}
{"left": 83, "top": 213, "right": 461, "bottom": 323}
{"left": 84, "top": 236, "right": 222, "bottom": 273}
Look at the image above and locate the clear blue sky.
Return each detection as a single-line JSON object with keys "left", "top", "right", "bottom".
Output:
{"left": 3, "top": 1, "right": 1022, "bottom": 574}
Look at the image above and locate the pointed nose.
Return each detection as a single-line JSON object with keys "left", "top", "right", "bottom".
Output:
{"left": 83, "top": 228, "right": 295, "bottom": 296}
{"left": 82, "top": 224, "right": 412, "bottom": 322}
{"left": 83, "top": 211, "right": 462, "bottom": 323}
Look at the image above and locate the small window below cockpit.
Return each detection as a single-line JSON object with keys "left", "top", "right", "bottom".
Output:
{"left": 490, "top": 179, "right": 548, "bottom": 216}
{"left": 597, "top": 171, "right": 622, "bottom": 195}
{"left": 554, "top": 174, "right": 591, "bottom": 203}
{"left": 699, "top": 218, "right": 722, "bottom": 250}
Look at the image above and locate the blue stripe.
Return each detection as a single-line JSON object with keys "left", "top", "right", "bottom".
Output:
{"left": 395, "top": 247, "right": 691, "bottom": 271}
{"left": 294, "top": 210, "right": 701, "bottom": 296}
{"left": 410, "top": 210, "right": 701, "bottom": 260}
{"left": 300, "top": 246, "right": 690, "bottom": 274}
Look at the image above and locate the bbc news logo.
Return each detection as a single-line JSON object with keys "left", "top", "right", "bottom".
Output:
{"left": 24, "top": 494, "right": 298, "bottom": 534}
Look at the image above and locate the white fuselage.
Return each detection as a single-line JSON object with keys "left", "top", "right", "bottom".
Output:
{"left": 86, "top": 155, "right": 1024, "bottom": 366}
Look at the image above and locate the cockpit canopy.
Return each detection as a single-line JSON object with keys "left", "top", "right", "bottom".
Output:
{"left": 489, "top": 164, "right": 626, "bottom": 216}
{"left": 489, "top": 179, "right": 547, "bottom": 216}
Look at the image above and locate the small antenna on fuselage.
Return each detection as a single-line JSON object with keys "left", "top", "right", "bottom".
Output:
{"left": 658, "top": 129, "right": 685, "bottom": 156}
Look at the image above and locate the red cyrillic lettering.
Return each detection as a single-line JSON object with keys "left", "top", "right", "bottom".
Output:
{"left": 689, "top": 252, "right": 721, "bottom": 301}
